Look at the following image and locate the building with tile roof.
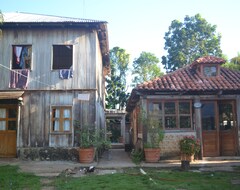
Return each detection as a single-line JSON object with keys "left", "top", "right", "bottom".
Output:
{"left": 127, "top": 56, "right": 240, "bottom": 159}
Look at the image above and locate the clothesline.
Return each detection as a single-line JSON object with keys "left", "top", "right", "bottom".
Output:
{"left": 0, "top": 63, "right": 56, "bottom": 89}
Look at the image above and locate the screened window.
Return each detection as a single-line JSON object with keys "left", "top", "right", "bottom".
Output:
{"left": 219, "top": 101, "right": 236, "bottom": 130}
{"left": 179, "top": 102, "right": 191, "bottom": 128}
{"left": 52, "top": 107, "right": 72, "bottom": 132}
{"left": 164, "top": 102, "right": 176, "bottom": 129}
{"left": 12, "top": 45, "right": 32, "bottom": 69}
{"left": 148, "top": 101, "right": 192, "bottom": 130}
{"left": 52, "top": 45, "right": 73, "bottom": 69}
{"left": 149, "top": 103, "right": 163, "bottom": 128}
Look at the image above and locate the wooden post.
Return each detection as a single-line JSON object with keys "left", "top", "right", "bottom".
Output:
{"left": 194, "top": 98, "right": 203, "bottom": 159}
{"left": 141, "top": 97, "right": 148, "bottom": 144}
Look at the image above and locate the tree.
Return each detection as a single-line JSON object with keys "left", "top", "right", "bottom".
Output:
{"left": 106, "top": 47, "right": 130, "bottom": 109}
{"left": 222, "top": 54, "right": 240, "bottom": 71}
{"left": 132, "top": 52, "right": 163, "bottom": 85}
{"left": 162, "top": 14, "right": 223, "bottom": 73}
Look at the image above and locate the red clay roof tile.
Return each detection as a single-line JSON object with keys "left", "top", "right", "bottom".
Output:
{"left": 127, "top": 56, "right": 240, "bottom": 111}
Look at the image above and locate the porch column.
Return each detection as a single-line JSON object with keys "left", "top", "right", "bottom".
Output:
{"left": 141, "top": 97, "right": 148, "bottom": 143}
{"left": 194, "top": 98, "right": 203, "bottom": 159}
{"left": 17, "top": 102, "right": 21, "bottom": 148}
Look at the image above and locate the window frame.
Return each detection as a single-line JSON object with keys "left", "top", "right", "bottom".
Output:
{"left": 52, "top": 45, "right": 73, "bottom": 70}
{"left": 148, "top": 100, "right": 192, "bottom": 130}
{"left": 201, "top": 64, "right": 220, "bottom": 77}
{"left": 12, "top": 45, "right": 32, "bottom": 70}
{"left": 51, "top": 106, "right": 72, "bottom": 133}
{"left": 0, "top": 105, "right": 18, "bottom": 131}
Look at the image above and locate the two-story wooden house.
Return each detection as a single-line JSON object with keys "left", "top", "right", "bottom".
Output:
{"left": 0, "top": 12, "right": 109, "bottom": 160}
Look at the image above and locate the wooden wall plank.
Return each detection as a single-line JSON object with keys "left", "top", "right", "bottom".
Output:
{"left": 0, "top": 28, "right": 99, "bottom": 90}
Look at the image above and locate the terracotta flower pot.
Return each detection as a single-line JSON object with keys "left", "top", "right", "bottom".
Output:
{"left": 144, "top": 148, "right": 160, "bottom": 163}
{"left": 79, "top": 147, "right": 95, "bottom": 163}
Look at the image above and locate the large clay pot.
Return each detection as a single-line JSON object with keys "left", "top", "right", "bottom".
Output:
{"left": 79, "top": 147, "right": 95, "bottom": 163}
{"left": 144, "top": 148, "right": 160, "bottom": 163}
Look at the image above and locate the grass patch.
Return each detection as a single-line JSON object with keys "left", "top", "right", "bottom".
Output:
{"left": 0, "top": 165, "right": 41, "bottom": 189}
{"left": 54, "top": 168, "right": 240, "bottom": 190}
{"left": 1, "top": 165, "right": 240, "bottom": 189}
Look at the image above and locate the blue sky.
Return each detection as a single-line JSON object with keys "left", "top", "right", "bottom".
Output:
{"left": 1, "top": 0, "right": 240, "bottom": 65}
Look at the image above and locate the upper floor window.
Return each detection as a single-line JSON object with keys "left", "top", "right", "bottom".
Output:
{"left": 52, "top": 45, "right": 73, "bottom": 70}
{"left": 203, "top": 65, "right": 218, "bottom": 77}
{"left": 12, "top": 45, "right": 32, "bottom": 69}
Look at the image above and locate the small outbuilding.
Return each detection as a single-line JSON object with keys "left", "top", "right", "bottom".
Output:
{"left": 126, "top": 56, "right": 240, "bottom": 158}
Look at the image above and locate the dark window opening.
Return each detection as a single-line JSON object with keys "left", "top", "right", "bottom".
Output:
{"left": 52, "top": 45, "right": 73, "bottom": 69}
{"left": 202, "top": 102, "right": 215, "bottom": 130}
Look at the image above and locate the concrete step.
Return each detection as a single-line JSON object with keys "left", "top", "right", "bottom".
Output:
{"left": 203, "top": 156, "right": 240, "bottom": 161}
{"left": 110, "top": 143, "right": 124, "bottom": 149}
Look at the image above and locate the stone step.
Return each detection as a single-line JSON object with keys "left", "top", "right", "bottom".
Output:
{"left": 110, "top": 143, "right": 124, "bottom": 149}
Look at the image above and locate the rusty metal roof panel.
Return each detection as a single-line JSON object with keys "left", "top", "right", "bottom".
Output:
{"left": 3, "top": 12, "right": 106, "bottom": 23}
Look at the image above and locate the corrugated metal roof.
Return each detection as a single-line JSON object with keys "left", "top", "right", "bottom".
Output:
{"left": 3, "top": 12, "right": 106, "bottom": 23}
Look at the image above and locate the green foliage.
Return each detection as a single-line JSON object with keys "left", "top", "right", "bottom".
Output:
{"left": 106, "top": 47, "right": 130, "bottom": 109}
{"left": 139, "top": 109, "right": 164, "bottom": 148}
{"left": 94, "top": 128, "right": 111, "bottom": 150}
{"left": 179, "top": 135, "right": 201, "bottom": 156}
{"left": 162, "top": 14, "right": 223, "bottom": 72}
{"left": 0, "top": 165, "right": 41, "bottom": 189}
{"left": 54, "top": 168, "right": 240, "bottom": 190}
{"left": 132, "top": 51, "right": 163, "bottom": 85}
{"left": 74, "top": 120, "right": 111, "bottom": 151}
{"left": 222, "top": 54, "right": 240, "bottom": 71}
{"left": 131, "top": 149, "right": 144, "bottom": 164}
{"left": 74, "top": 121, "right": 96, "bottom": 148}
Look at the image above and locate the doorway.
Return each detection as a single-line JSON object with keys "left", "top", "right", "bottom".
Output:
{"left": 0, "top": 106, "right": 18, "bottom": 157}
{"left": 201, "top": 101, "right": 238, "bottom": 157}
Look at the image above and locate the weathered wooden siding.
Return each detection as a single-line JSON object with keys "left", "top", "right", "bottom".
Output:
{"left": 0, "top": 28, "right": 98, "bottom": 90}
{"left": 0, "top": 26, "right": 106, "bottom": 152}
{"left": 95, "top": 36, "right": 106, "bottom": 131}
{"left": 19, "top": 90, "right": 97, "bottom": 148}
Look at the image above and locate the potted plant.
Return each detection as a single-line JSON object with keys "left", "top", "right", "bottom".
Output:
{"left": 179, "top": 135, "right": 200, "bottom": 169}
{"left": 139, "top": 109, "right": 164, "bottom": 163}
{"left": 75, "top": 121, "right": 96, "bottom": 163}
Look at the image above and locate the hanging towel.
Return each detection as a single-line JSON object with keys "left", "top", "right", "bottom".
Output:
{"left": 59, "top": 67, "right": 73, "bottom": 79}
{"left": 9, "top": 69, "right": 29, "bottom": 89}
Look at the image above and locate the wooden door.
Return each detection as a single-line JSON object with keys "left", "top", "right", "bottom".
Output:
{"left": 219, "top": 101, "right": 237, "bottom": 156}
{"left": 0, "top": 106, "right": 17, "bottom": 158}
{"left": 201, "top": 101, "right": 238, "bottom": 157}
{"left": 201, "top": 102, "right": 219, "bottom": 156}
